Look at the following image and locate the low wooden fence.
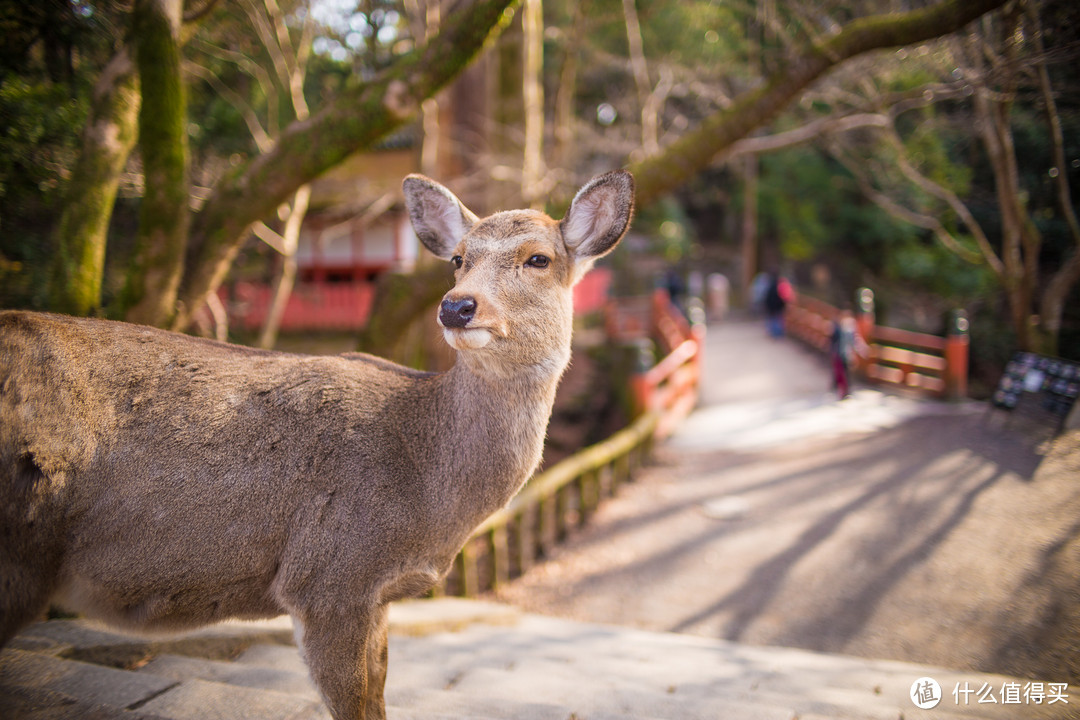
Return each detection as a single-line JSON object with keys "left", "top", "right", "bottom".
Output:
{"left": 443, "top": 411, "right": 659, "bottom": 597}
{"left": 786, "top": 288, "right": 969, "bottom": 399}
{"left": 441, "top": 290, "right": 703, "bottom": 597}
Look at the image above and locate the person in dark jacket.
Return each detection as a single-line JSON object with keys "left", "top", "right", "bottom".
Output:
{"left": 763, "top": 273, "right": 792, "bottom": 337}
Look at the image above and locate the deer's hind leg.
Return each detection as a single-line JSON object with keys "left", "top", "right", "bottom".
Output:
{"left": 0, "top": 459, "right": 66, "bottom": 647}
{"left": 301, "top": 603, "right": 390, "bottom": 720}
{"left": 0, "top": 521, "right": 63, "bottom": 647}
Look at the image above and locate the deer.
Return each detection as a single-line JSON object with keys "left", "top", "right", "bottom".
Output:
{"left": 0, "top": 170, "right": 634, "bottom": 719}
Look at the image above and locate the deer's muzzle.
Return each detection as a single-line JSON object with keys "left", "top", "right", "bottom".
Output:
{"left": 439, "top": 296, "right": 477, "bottom": 329}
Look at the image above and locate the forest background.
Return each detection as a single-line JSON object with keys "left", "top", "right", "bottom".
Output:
{"left": 1, "top": 0, "right": 1078, "bottom": 395}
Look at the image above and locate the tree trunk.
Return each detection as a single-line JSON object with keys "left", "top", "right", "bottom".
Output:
{"left": 621, "top": 0, "right": 656, "bottom": 156}
{"left": 552, "top": 1, "right": 586, "bottom": 173}
{"left": 628, "top": 0, "right": 1009, "bottom": 207}
{"left": 976, "top": 87, "right": 1036, "bottom": 350}
{"left": 355, "top": 262, "right": 455, "bottom": 364}
{"left": 521, "top": 0, "right": 545, "bottom": 208}
{"left": 173, "top": 0, "right": 518, "bottom": 331}
{"left": 124, "top": 0, "right": 190, "bottom": 327}
{"left": 739, "top": 152, "right": 759, "bottom": 303}
{"left": 404, "top": 0, "right": 443, "bottom": 177}
{"left": 49, "top": 49, "right": 139, "bottom": 316}
{"left": 1031, "top": 5, "right": 1080, "bottom": 356}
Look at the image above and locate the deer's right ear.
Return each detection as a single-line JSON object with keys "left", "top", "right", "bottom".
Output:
{"left": 402, "top": 174, "right": 478, "bottom": 260}
{"left": 561, "top": 170, "right": 635, "bottom": 261}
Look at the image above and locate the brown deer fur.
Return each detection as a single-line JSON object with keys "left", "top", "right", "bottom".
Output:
{"left": 0, "top": 171, "right": 634, "bottom": 719}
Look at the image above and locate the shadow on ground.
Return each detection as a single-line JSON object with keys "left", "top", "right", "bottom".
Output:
{"left": 495, "top": 321, "right": 1080, "bottom": 687}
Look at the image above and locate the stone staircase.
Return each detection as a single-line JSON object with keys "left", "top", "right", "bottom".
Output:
{"left": 1, "top": 599, "right": 1074, "bottom": 720}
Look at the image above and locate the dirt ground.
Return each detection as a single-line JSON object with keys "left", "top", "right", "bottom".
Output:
{"left": 493, "top": 320, "right": 1080, "bottom": 688}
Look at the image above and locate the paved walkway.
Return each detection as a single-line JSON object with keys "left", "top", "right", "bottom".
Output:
{"left": 496, "top": 319, "right": 1080, "bottom": 691}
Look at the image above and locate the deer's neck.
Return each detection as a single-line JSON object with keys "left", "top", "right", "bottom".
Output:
{"left": 430, "top": 352, "right": 565, "bottom": 536}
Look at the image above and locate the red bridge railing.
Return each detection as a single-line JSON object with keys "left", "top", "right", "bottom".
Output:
{"left": 607, "top": 289, "right": 705, "bottom": 438}
{"left": 786, "top": 288, "right": 969, "bottom": 400}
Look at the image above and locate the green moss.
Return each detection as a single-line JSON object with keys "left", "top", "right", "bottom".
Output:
{"left": 121, "top": 0, "right": 190, "bottom": 326}
{"left": 50, "top": 64, "right": 139, "bottom": 317}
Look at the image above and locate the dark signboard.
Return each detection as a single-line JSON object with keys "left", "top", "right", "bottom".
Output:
{"left": 992, "top": 352, "right": 1079, "bottom": 426}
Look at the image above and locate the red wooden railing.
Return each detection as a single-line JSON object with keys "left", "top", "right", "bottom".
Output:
{"left": 217, "top": 268, "right": 614, "bottom": 333}
{"left": 607, "top": 289, "right": 705, "bottom": 438}
{"left": 786, "top": 289, "right": 969, "bottom": 400}
{"left": 220, "top": 282, "right": 377, "bottom": 332}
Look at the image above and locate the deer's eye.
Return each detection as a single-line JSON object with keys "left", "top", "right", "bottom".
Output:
{"left": 525, "top": 254, "right": 550, "bottom": 269}
{"left": 451, "top": 255, "right": 463, "bottom": 269}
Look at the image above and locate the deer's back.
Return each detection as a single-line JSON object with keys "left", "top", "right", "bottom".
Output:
{"left": 0, "top": 311, "right": 439, "bottom": 628}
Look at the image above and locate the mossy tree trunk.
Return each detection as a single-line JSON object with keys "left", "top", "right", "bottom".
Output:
{"left": 123, "top": 0, "right": 190, "bottom": 327}
{"left": 48, "top": 49, "right": 139, "bottom": 317}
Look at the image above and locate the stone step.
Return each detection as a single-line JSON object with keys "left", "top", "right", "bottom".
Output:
{"left": 3, "top": 600, "right": 1075, "bottom": 720}
{"left": 0, "top": 648, "right": 176, "bottom": 712}
{"left": 386, "top": 613, "right": 1073, "bottom": 720}
{"left": 5, "top": 616, "right": 296, "bottom": 668}
{"left": 136, "top": 653, "right": 320, "bottom": 701}
{"left": 0, "top": 681, "right": 172, "bottom": 720}
{"left": 134, "top": 677, "right": 328, "bottom": 720}
{"left": 232, "top": 643, "right": 310, "bottom": 674}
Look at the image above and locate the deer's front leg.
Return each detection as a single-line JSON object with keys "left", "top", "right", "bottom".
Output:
{"left": 303, "top": 603, "right": 390, "bottom": 720}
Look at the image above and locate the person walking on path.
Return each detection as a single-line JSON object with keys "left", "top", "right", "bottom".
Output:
{"left": 830, "top": 305, "right": 866, "bottom": 399}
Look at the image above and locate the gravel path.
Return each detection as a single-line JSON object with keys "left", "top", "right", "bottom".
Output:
{"left": 494, "top": 320, "right": 1080, "bottom": 687}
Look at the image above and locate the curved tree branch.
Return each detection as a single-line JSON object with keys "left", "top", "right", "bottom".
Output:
{"left": 182, "top": 0, "right": 220, "bottom": 23}
{"left": 629, "top": 0, "right": 1010, "bottom": 206}
{"left": 173, "top": 0, "right": 519, "bottom": 330}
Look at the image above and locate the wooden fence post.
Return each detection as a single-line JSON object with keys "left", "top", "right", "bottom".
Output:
{"left": 855, "top": 287, "right": 876, "bottom": 374}
{"left": 945, "top": 309, "right": 970, "bottom": 400}
{"left": 629, "top": 338, "right": 655, "bottom": 415}
{"left": 688, "top": 299, "right": 706, "bottom": 394}
{"left": 490, "top": 525, "right": 510, "bottom": 589}
{"left": 458, "top": 542, "right": 477, "bottom": 597}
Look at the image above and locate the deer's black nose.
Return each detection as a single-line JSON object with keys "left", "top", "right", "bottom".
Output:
{"left": 440, "top": 296, "right": 477, "bottom": 328}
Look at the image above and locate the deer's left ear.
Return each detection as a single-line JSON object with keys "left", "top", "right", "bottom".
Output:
{"left": 561, "top": 170, "right": 635, "bottom": 262}
{"left": 403, "top": 174, "right": 479, "bottom": 260}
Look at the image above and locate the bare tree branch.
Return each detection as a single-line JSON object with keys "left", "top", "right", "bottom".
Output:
{"left": 186, "top": 62, "right": 274, "bottom": 153}
{"left": 192, "top": 37, "right": 281, "bottom": 138}
{"left": 621, "top": 0, "right": 656, "bottom": 155}
{"left": 262, "top": 0, "right": 309, "bottom": 120}
{"left": 239, "top": 0, "right": 293, "bottom": 105}
{"left": 724, "top": 112, "right": 889, "bottom": 157}
{"left": 182, "top": 0, "right": 220, "bottom": 23}
{"left": 879, "top": 124, "right": 1003, "bottom": 274}
{"left": 830, "top": 144, "right": 985, "bottom": 266}
{"left": 257, "top": 182, "right": 310, "bottom": 349}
